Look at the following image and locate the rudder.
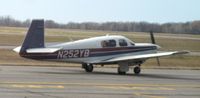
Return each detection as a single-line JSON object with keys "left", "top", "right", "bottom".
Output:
{"left": 20, "top": 19, "right": 45, "bottom": 53}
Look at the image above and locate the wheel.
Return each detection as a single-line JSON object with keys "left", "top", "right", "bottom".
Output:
{"left": 117, "top": 67, "right": 126, "bottom": 75}
{"left": 84, "top": 64, "right": 93, "bottom": 72}
{"left": 134, "top": 66, "right": 141, "bottom": 74}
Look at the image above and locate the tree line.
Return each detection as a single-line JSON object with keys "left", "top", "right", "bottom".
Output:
{"left": 0, "top": 16, "right": 199, "bottom": 34}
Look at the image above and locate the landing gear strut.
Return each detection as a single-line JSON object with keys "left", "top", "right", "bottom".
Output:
{"left": 117, "top": 62, "right": 129, "bottom": 75}
{"left": 117, "top": 67, "right": 126, "bottom": 75}
{"left": 134, "top": 65, "right": 141, "bottom": 75}
{"left": 82, "top": 63, "right": 93, "bottom": 72}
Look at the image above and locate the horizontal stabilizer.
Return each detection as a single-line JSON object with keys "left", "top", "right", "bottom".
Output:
{"left": 13, "top": 46, "right": 21, "bottom": 53}
{"left": 26, "top": 48, "right": 61, "bottom": 53}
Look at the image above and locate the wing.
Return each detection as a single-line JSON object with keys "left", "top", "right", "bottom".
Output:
{"left": 91, "top": 51, "right": 189, "bottom": 64}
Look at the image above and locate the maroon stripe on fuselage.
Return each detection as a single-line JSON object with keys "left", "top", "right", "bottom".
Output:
{"left": 19, "top": 46, "right": 156, "bottom": 59}
{"left": 90, "top": 46, "right": 154, "bottom": 53}
{"left": 91, "top": 47, "right": 133, "bottom": 52}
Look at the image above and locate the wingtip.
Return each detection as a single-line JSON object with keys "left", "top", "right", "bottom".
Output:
{"left": 175, "top": 50, "right": 190, "bottom": 55}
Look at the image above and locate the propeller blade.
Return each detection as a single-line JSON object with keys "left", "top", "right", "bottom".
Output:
{"left": 150, "top": 31, "right": 160, "bottom": 66}
{"left": 150, "top": 31, "right": 156, "bottom": 44}
{"left": 156, "top": 57, "right": 160, "bottom": 66}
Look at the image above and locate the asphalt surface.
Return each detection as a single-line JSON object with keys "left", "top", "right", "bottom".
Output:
{"left": 0, "top": 65, "right": 200, "bottom": 98}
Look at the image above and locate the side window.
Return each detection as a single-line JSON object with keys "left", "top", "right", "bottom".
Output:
{"left": 101, "top": 40, "right": 116, "bottom": 47}
{"left": 119, "top": 39, "right": 128, "bottom": 47}
{"left": 109, "top": 40, "right": 116, "bottom": 47}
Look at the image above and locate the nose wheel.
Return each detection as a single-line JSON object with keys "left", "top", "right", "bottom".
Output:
{"left": 133, "top": 66, "right": 141, "bottom": 75}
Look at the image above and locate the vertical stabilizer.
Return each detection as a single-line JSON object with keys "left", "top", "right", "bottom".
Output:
{"left": 20, "top": 20, "right": 44, "bottom": 53}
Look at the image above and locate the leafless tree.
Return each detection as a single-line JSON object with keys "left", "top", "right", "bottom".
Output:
{"left": 0, "top": 16, "right": 199, "bottom": 34}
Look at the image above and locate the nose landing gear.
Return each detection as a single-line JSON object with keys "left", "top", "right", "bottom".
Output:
{"left": 133, "top": 65, "right": 141, "bottom": 75}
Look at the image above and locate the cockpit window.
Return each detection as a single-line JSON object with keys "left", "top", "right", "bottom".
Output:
{"left": 119, "top": 39, "right": 128, "bottom": 46}
{"left": 101, "top": 40, "right": 116, "bottom": 47}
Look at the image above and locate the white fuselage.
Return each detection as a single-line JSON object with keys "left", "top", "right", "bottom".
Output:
{"left": 44, "top": 35, "right": 159, "bottom": 64}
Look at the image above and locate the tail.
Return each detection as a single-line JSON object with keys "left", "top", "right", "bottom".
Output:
{"left": 14, "top": 20, "right": 45, "bottom": 54}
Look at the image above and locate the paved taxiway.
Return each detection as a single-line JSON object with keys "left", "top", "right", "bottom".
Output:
{"left": 0, "top": 65, "right": 199, "bottom": 98}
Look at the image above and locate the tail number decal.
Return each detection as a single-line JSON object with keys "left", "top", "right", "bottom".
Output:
{"left": 57, "top": 49, "right": 90, "bottom": 59}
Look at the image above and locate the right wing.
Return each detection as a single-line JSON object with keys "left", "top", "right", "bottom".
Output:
{"left": 90, "top": 51, "right": 189, "bottom": 64}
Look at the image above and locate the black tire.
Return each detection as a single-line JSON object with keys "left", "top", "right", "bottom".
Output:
{"left": 85, "top": 64, "right": 93, "bottom": 72}
{"left": 134, "top": 66, "right": 141, "bottom": 74}
{"left": 82, "top": 63, "right": 87, "bottom": 68}
{"left": 117, "top": 67, "right": 126, "bottom": 75}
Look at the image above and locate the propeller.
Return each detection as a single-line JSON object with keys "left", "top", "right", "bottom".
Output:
{"left": 150, "top": 31, "right": 161, "bottom": 66}
{"left": 150, "top": 31, "right": 155, "bottom": 44}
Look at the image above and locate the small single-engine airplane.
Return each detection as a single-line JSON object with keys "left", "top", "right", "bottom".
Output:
{"left": 13, "top": 20, "right": 188, "bottom": 75}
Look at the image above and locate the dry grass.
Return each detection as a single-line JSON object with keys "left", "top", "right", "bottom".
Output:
{"left": 1, "top": 33, "right": 199, "bottom": 52}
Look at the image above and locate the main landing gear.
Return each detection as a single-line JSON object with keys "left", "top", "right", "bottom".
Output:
{"left": 118, "top": 67, "right": 126, "bottom": 75}
{"left": 82, "top": 63, "right": 141, "bottom": 75}
{"left": 82, "top": 63, "right": 93, "bottom": 72}
{"left": 117, "top": 63, "right": 141, "bottom": 75}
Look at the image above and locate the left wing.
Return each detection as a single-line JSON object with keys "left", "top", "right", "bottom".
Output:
{"left": 90, "top": 51, "right": 189, "bottom": 64}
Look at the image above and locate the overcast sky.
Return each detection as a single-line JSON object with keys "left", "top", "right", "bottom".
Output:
{"left": 0, "top": 0, "right": 199, "bottom": 23}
